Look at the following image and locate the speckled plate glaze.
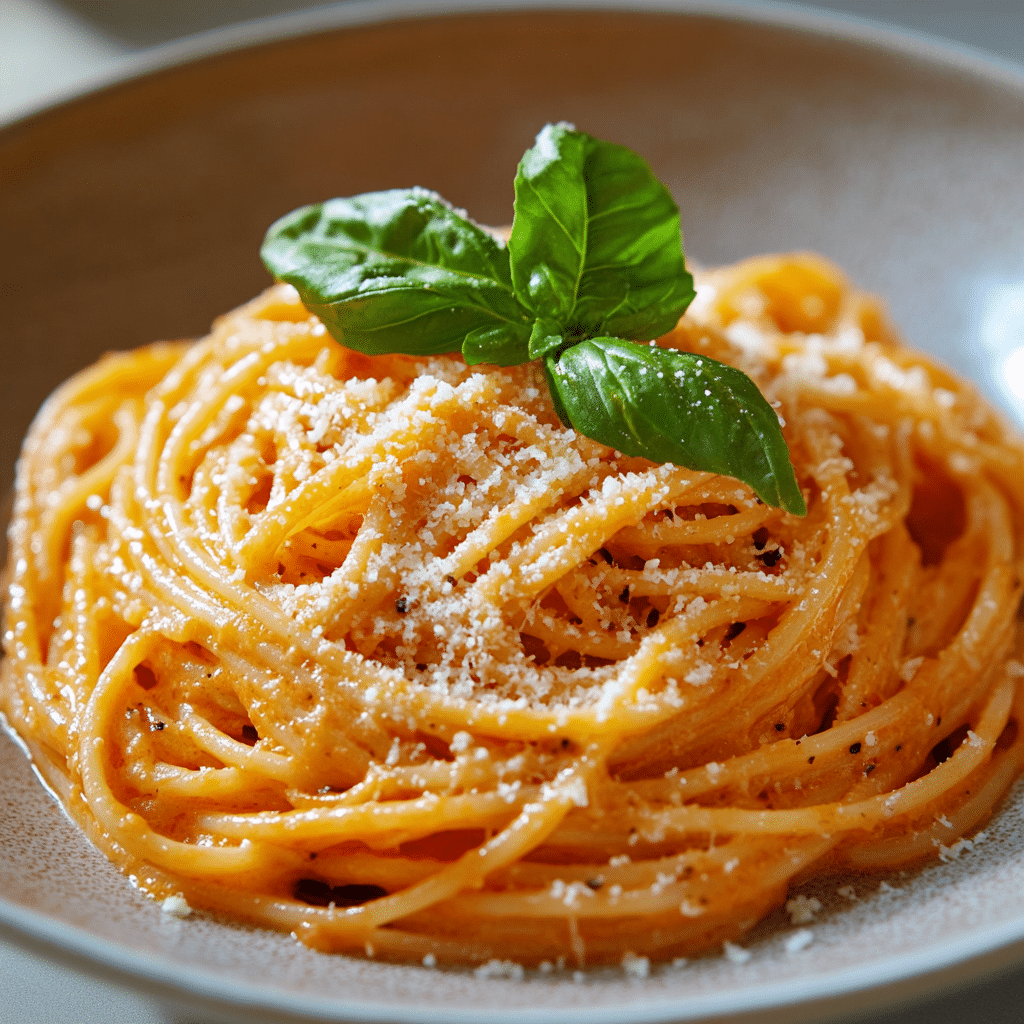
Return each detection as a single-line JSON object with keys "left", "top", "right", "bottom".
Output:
{"left": 2, "top": 3, "right": 1024, "bottom": 1023}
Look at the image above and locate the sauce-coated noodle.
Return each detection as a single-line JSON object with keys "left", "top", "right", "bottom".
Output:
{"left": 3, "top": 253, "right": 1023, "bottom": 965}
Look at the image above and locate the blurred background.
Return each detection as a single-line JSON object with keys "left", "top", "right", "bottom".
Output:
{"left": 2, "top": 0, "right": 1022, "bottom": 122}
{"left": 1, "top": 3, "right": 1022, "bottom": 1024}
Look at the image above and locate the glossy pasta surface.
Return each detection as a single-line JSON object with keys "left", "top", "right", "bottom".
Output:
{"left": 3, "top": 254, "right": 1023, "bottom": 966}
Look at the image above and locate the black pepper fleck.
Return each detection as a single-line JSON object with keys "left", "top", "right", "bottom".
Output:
{"left": 725, "top": 621, "right": 747, "bottom": 642}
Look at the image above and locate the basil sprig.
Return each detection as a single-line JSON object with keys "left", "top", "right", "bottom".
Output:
{"left": 261, "top": 123, "right": 806, "bottom": 515}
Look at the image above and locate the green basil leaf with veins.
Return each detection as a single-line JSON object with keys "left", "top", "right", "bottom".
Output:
{"left": 462, "top": 323, "right": 531, "bottom": 367}
{"left": 546, "top": 338, "right": 807, "bottom": 515}
{"left": 261, "top": 187, "right": 532, "bottom": 358}
{"left": 509, "top": 123, "right": 695, "bottom": 342}
{"left": 527, "top": 318, "right": 567, "bottom": 361}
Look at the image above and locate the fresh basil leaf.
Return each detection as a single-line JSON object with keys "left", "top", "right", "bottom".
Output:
{"left": 546, "top": 338, "right": 806, "bottom": 515}
{"left": 541, "top": 355, "right": 573, "bottom": 429}
{"left": 509, "top": 123, "right": 695, "bottom": 342}
{"left": 261, "top": 187, "right": 532, "bottom": 357}
{"left": 462, "top": 324, "right": 532, "bottom": 366}
{"left": 527, "top": 319, "right": 566, "bottom": 361}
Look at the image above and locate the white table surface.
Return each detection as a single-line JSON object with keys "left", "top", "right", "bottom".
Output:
{"left": 1, "top": 2, "right": 1023, "bottom": 1023}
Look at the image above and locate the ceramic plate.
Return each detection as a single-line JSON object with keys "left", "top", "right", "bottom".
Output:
{"left": 2, "top": 3, "right": 1024, "bottom": 1022}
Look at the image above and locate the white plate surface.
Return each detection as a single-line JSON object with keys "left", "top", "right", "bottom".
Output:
{"left": 2, "top": 4, "right": 1024, "bottom": 1023}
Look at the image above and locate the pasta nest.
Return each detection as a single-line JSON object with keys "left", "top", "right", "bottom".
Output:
{"left": 3, "top": 253, "right": 1023, "bottom": 965}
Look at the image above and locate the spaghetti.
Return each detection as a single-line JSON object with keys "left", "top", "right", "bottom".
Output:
{"left": 3, "top": 252, "right": 1023, "bottom": 966}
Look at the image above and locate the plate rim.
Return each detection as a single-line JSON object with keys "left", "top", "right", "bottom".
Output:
{"left": 2, "top": 2, "right": 1024, "bottom": 1022}
{"left": 3, "top": 846, "right": 1024, "bottom": 1024}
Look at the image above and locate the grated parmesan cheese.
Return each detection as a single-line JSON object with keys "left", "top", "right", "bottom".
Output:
{"left": 621, "top": 951, "right": 650, "bottom": 978}
{"left": 785, "top": 895, "right": 821, "bottom": 924}
{"left": 784, "top": 929, "right": 814, "bottom": 954}
{"left": 722, "top": 941, "right": 751, "bottom": 964}
{"left": 161, "top": 894, "right": 192, "bottom": 918}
